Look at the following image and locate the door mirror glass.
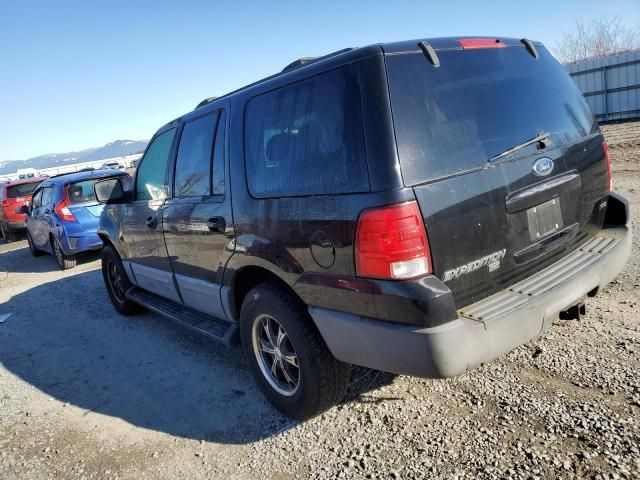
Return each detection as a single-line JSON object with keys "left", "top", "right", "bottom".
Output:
{"left": 95, "top": 178, "right": 125, "bottom": 203}
{"left": 15, "top": 205, "right": 29, "bottom": 215}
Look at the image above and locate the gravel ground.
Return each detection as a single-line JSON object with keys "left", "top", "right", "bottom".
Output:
{"left": 0, "top": 123, "right": 639, "bottom": 479}
{"left": 602, "top": 121, "right": 640, "bottom": 174}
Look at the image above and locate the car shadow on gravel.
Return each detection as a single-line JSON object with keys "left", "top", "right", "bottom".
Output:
{"left": 0, "top": 268, "right": 394, "bottom": 444}
{"left": 0, "top": 244, "right": 101, "bottom": 274}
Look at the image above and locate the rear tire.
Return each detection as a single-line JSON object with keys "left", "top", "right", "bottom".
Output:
{"left": 26, "top": 231, "right": 43, "bottom": 257}
{"left": 51, "top": 236, "right": 76, "bottom": 270}
{"left": 0, "top": 223, "right": 16, "bottom": 243}
{"left": 239, "top": 282, "right": 350, "bottom": 420}
{"left": 101, "top": 244, "right": 142, "bottom": 315}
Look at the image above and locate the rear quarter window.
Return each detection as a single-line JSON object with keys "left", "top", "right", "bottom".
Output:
{"left": 244, "top": 65, "right": 369, "bottom": 197}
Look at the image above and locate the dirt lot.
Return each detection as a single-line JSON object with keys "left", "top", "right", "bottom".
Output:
{"left": 1, "top": 123, "right": 639, "bottom": 480}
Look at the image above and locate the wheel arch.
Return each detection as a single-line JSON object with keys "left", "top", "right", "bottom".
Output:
{"left": 227, "top": 265, "right": 305, "bottom": 321}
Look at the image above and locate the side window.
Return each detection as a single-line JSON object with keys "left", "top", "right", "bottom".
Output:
{"left": 41, "top": 187, "right": 54, "bottom": 208}
{"left": 174, "top": 113, "right": 219, "bottom": 198}
{"left": 244, "top": 66, "right": 369, "bottom": 197}
{"left": 135, "top": 128, "right": 176, "bottom": 201}
{"left": 31, "top": 189, "right": 43, "bottom": 209}
{"left": 212, "top": 110, "right": 226, "bottom": 194}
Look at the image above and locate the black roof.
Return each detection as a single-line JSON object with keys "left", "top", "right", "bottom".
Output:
{"left": 180, "top": 36, "right": 542, "bottom": 125}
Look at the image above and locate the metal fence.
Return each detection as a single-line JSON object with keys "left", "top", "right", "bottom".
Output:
{"left": 566, "top": 49, "right": 640, "bottom": 123}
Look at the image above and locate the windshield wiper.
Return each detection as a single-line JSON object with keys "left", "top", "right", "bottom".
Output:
{"left": 489, "top": 132, "right": 550, "bottom": 163}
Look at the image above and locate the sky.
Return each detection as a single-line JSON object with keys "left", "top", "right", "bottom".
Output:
{"left": 1, "top": 0, "right": 639, "bottom": 161}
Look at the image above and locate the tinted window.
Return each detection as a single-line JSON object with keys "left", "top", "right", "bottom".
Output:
{"left": 245, "top": 66, "right": 368, "bottom": 197}
{"left": 68, "top": 177, "right": 123, "bottom": 204}
{"left": 41, "top": 187, "right": 54, "bottom": 207}
{"left": 212, "top": 110, "right": 226, "bottom": 194}
{"left": 136, "top": 128, "right": 176, "bottom": 201}
{"left": 7, "top": 182, "right": 40, "bottom": 198}
{"left": 31, "top": 189, "right": 43, "bottom": 208}
{"left": 387, "top": 47, "right": 598, "bottom": 184}
{"left": 174, "top": 113, "right": 218, "bottom": 198}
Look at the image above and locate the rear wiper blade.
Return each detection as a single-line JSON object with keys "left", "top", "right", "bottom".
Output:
{"left": 489, "top": 132, "right": 550, "bottom": 163}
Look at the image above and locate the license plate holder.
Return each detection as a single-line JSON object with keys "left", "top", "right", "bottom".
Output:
{"left": 526, "top": 197, "right": 563, "bottom": 241}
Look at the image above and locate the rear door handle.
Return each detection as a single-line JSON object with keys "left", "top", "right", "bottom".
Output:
{"left": 145, "top": 215, "right": 158, "bottom": 229}
{"left": 207, "top": 216, "right": 226, "bottom": 233}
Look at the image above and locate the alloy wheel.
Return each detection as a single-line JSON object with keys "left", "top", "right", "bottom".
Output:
{"left": 106, "top": 259, "right": 126, "bottom": 303}
{"left": 252, "top": 314, "right": 300, "bottom": 397}
{"left": 53, "top": 239, "right": 64, "bottom": 265}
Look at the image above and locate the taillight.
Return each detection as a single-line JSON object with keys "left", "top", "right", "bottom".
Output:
{"left": 603, "top": 141, "right": 613, "bottom": 192}
{"left": 55, "top": 187, "right": 76, "bottom": 222}
{"left": 458, "top": 38, "right": 506, "bottom": 49}
{"left": 355, "top": 201, "right": 432, "bottom": 280}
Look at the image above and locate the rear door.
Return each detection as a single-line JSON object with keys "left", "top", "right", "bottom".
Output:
{"left": 386, "top": 42, "right": 608, "bottom": 308}
{"left": 122, "top": 126, "right": 181, "bottom": 302}
{"left": 33, "top": 186, "right": 56, "bottom": 247}
{"left": 162, "top": 109, "right": 234, "bottom": 319}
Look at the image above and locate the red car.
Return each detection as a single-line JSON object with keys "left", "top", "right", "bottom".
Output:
{"left": 0, "top": 177, "right": 47, "bottom": 242}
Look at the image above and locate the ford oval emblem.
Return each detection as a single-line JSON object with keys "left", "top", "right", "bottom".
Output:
{"left": 532, "top": 157, "right": 554, "bottom": 176}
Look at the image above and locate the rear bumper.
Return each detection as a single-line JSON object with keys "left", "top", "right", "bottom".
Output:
{"left": 59, "top": 231, "right": 103, "bottom": 254}
{"left": 310, "top": 194, "right": 632, "bottom": 378}
{"left": 3, "top": 221, "right": 25, "bottom": 231}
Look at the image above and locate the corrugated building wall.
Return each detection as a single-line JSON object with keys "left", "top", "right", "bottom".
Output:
{"left": 566, "top": 49, "right": 640, "bottom": 122}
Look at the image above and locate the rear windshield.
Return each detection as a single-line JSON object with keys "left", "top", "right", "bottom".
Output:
{"left": 67, "top": 176, "right": 122, "bottom": 204}
{"left": 7, "top": 182, "right": 40, "bottom": 198}
{"left": 387, "top": 46, "right": 598, "bottom": 185}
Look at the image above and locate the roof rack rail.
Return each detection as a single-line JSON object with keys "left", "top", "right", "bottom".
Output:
{"left": 281, "top": 48, "right": 354, "bottom": 73}
{"left": 418, "top": 41, "right": 440, "bottom": 67}
{"left": 521, "top": 38, "right": 539, "bottom": 59}
{"left": 195, "top": 96, "right": 219, "bottom": 110}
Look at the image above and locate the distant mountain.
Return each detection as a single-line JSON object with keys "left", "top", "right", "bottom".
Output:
{"left": 0, "top": 140, "right": 148, "bottom": 175}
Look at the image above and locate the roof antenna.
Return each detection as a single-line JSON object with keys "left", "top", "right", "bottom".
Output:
{"left": 521, "top": 38, "right": 539, "bottom": 59}
{"left": 418, "top": 41, "right": 440, "bottom": 67}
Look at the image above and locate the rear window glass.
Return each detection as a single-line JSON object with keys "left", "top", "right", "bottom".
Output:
{"left": 68, "top": 176, "right": 122, "bottom": 204}
{"left": 7, "top": 182, "right": 40, "bottom": 198}
{"left": 245, "top": 65, "right": 369, "bottom": 197}
{"left": 387, "top": 46, "right": 598, "bottom": 185}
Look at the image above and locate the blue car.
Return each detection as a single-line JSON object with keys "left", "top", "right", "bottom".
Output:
{"left": 23, "top": 170, "right": 130, "bottom": 269}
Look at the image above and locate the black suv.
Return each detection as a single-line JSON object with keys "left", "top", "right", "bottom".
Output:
{"left": 95, "top": 37, "right": 631, "bottom": 419}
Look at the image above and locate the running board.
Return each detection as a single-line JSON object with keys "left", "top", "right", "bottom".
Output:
{"left": 126, "top": 287, "right": 239, "bottom": 347}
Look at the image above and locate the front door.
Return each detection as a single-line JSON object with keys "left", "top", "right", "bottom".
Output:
{"left": 163, "top": 109, "right": 234, "bottom": 319}
{"left": 122, "top": 125, "right": 182, "bottom": 302}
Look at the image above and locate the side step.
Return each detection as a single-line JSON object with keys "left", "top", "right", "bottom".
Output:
{"left": 126, "top": 287, "right": 239, "bottom": 346}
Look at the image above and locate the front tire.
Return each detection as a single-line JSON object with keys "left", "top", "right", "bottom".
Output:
{"left": 51, "top": 236, "right": 76, "bottom": 270}
{"left": 101, "top": 244, "right": 142, "bottom": 315}
{"left": 240, "top": 283, "right": 350, "bottom": 420}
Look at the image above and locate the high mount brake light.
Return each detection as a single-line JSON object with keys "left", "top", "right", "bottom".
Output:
{"left": 355, "top": 201, "right": 432, "bottom": 280}
{"left": 458, "top": 38, "right": 506, "bottom": 49}
{"left": 602, "top": 141, "right": 613, "bottom": 192}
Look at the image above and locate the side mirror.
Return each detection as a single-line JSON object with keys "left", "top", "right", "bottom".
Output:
{"left": 15, "top": 205, "right": 29, "bottom": 214}
{"left": 95, "top": 178, "right": 126, "bottom": 203}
